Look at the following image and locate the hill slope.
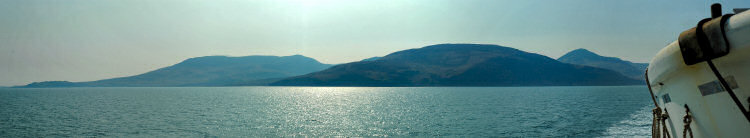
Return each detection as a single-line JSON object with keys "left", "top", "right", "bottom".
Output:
{"left": 557, "top": 49, "right": 647, "bottom": 80}
{"left": 271, "top": 44, "right": 641, "bottom": 86}
{"left": 20, "top": 55, "right": 331, "bottom": 87}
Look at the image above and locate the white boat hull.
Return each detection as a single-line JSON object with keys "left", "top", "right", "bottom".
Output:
{"left": 647, "top": 10, "right": 750, "bottom": 137}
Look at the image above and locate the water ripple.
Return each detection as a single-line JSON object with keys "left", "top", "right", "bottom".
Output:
{"left": 0, "top": 86, "right": 651, "bottom": 137}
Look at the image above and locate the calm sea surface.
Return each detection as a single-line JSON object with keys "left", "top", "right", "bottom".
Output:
{"left": 0, "top": 86, "right": 652, "bottom": 137}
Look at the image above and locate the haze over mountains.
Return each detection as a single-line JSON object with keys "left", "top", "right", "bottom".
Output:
{"left": 18, "top": 44, "right": 646, "bottom": 87}
{"left": 557, "top": 49, "right": 648, "bottom": 80}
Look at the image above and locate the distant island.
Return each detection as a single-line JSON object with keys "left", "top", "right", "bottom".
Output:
{"left": 18, "top": 44, "right": 646, "bottom": 88}
{"left": 18, "top": 55, "right": 332, "bottom": 87}
{"left": 271, "top": 44, "right": 641, "bottom": 86}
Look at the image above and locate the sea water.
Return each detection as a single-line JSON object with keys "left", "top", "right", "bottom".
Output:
{"left": 0, "top": 86, "right": 652, "bottom": 137}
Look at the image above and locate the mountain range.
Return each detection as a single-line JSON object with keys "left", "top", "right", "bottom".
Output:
{"left": 271, "top": 44, "right": 641, "bottom": 86}
{"left": 18, "top": 44, "right": 646, "bottom": 87}
{"left": 557, "top": 48, "right": 648, "bottom": 80}
{"left": 19, "top": 55, "right": 331, "bottom": 87}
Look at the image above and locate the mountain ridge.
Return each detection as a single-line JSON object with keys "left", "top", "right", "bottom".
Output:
{"left": 271, "top": 44, "right": 641, "bottom": 86}
{"left": 18, "top": 55, "right": 332, "bottom": 87}
{"left": 557, "top": 48, "right": 647, "bottom": 80}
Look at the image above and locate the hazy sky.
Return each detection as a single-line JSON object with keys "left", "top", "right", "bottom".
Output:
{"left": 2, "top": 0, "right": 750, "bottom": 86}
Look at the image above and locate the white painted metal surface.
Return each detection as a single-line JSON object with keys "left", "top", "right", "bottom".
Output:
{"left": 647, "top": 11, "right": 750, "bottom": 137}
